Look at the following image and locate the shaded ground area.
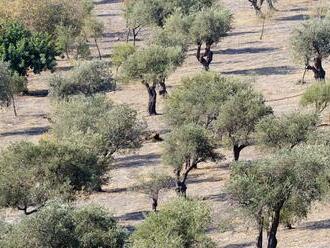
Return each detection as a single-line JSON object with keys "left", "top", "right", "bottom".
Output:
{"left": 1, "top": 0, "right": 330, "bottom": 247}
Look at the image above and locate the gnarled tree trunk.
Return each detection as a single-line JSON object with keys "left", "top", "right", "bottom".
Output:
{"left": 233, "top": 144, "right": 247, "bottom": 161}
{"left": 196, "top": 43, "right": 213, "bottom": 71}
{"left": 267, "top": 202, "right": 284, "bottom": 248}
{"left": 306, "top": 56, "right": 326, "bottom": 81}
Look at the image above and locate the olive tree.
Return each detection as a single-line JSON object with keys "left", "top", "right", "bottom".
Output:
{"left": 122, "top": 45, "right": 184, "bottom": 115}
{"left": 256, "top": 112, "right": 318, "bottom": 150}
{"left": 300, "top": 81, "right": 330, "bottom": 113}
{"left": 129, "top": 198, "right": 215, "bottom": 248}
{"left": 82, "top": 17, "right": 104, "bottom": 60}
{"left": 51, "top": 95, "right": 144, "bottom": 160}
{"left": 163, "top": 6, "right": 232, "bottom": 70}
{"left": 162, "top": 124, "right": 219, "bottom": 196}
{"left": 291, "top": 17, "right": 330, "bottom": 80}
{"left": 133, "top": 172, "right": 175, "bottom": 211}
{"left": 229, "top": 146, "right": 330, "bottom": 248}
{"left": 0, "top": 140, "right": 106, "bottom": 214}
{"left": 0, "top": 202, "right": 126, "bottom": 248}
{"left": 214, "top": 85, "right": 272, "bottom": 161}
{"left": 0, "top": 62, "right": 27, "bottom": 116}
{"left": 49, "top": 60, "right": 115, "bottom": 99}
{"left": 166, "top": 72, "right": 272, "bottom": 161}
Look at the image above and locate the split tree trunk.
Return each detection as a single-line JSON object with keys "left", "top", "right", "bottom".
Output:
{"left": 196, "top": 43, "right": 213, "bottom": 71}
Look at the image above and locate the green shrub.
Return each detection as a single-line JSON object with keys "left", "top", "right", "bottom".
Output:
{"left": 300, "top": 81, "right": 330, "bottom": 112}
{"left": 51, "top": 95, "right": 144, "bottom": 159}
{"left": 0, "top": 201, "right": 126, "bottom": 248}
{"left": 49, "top": 60, "right": 116, "bottom": 99}
{"left": 129, "top": 198, "right": 215, "bottom": 248}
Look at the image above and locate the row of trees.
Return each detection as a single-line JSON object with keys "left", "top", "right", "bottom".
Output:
{"left": 0, "top": 198, "right": 214, "bottom": 248}
{"left": 119, "top": 0, "right": 232, "bottom": 115}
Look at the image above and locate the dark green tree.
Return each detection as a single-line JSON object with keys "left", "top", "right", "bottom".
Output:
{"left": 0, "top": 21, "right": 58, "bottom": 76}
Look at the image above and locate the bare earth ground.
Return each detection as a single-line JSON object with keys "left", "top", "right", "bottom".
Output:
{"left": 1, "top": 0, "right": 330, "bottom": 247}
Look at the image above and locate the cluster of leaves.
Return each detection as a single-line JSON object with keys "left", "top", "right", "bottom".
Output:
{"left": 256, "top": 112, "right": 318, "bottom": 149}
{"left": 49, "top": 60, "right": 116, "bottom": 99}
{"left": 129, "top": 198, "right": 215, "bottom": 248}
{"left": 51, "top": 95, "right": 145, "bottom": 160}
{"left": 0, "top": 202, "right": 126, "bottom": 248}
{"left": 300, "top": 81, "right": 330, "bottom": 113}
{"left": 122, "top": 45, "right": 184, "bottom": 83}
{"left": 0, "top": 140, "right": 106, "bottom": 214}
{"left": 0, "top": 21, "right": 58, "bottom": 76}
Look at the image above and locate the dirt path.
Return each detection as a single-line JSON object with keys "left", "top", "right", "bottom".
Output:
{"left": 1, "top": 0, "right": 330, "bottom": 247}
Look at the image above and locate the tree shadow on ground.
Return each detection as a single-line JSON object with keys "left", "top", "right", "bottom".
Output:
{"left": 301, "top": 219, "right": 330, "bottom": 230}
{"left": 0, "top": 126, "right": 49, "bottom": 137}
{"left": 276, "top": 14, "right": 309, "bottom": 22}
{"left": 114, "top": 153, "right": 161, "bottom": 168}
{"left": 222, "top": 242, "right": 255, "bottom": 248}
{"left": 222, "top": 66, "right": 295, "bottom": 76}
{"left": 24, "top": 89, "right": 49, "bottom": 97}
{"left": 94, "top": 0, "right": 121, "bottom": 5}
{"left": 117, "top": 211, "right": 148, "bottom": 222}
{"left": 202, "top": 192, "right": 228, "bottom": 202}
{"left": 228, "top": 31, "right": 259, "bottom": 37}
{"left": 216, "top": 47, "right": 277, "bottom": 55}
{"left": 97, "top": 13, "right": 120, "bottom": 17}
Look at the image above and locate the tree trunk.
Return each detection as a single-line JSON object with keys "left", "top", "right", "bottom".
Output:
{"left": 260, "top": 17, "right": 266, "bottom": 40}
{"left": 144, "top": 82, "right": 157, "bottom": 115}
{"left": 133, "top": 29, "right": 137, "bottom": 46}
{"left": 233, "top": 145, "right": 241, "bottom": 161}
{"left": 152, "top": 198, "right": 158, "bottom": 211}
{"left": 267, "top": 206, "right": 282, "bottom": 248}
{"left": 176, "top": 180, "right": 187, "bottom": 197}
{"left": 11, "top": 95, "right": 17, "bottom": 117}
{"left": 94, "top": 38, "right": 102, "bottom": 60}
{"left": 196, "top": 43, "right": 213, "bottom": 71}
{"left": 159, "top": 79, "right": 167, "bottom": 97}
{"left": 126, "top": 28, "right": 130, "bottom": 43}
{"left": 307, "top": 56, "right": 326, "bottom": 81}
{"left": 257, "top": 211, "right": 264, "bottom": 248}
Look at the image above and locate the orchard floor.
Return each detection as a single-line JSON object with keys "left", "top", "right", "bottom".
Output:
{"left": 1, "top": 0, "right": 330, "bottom": 247}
